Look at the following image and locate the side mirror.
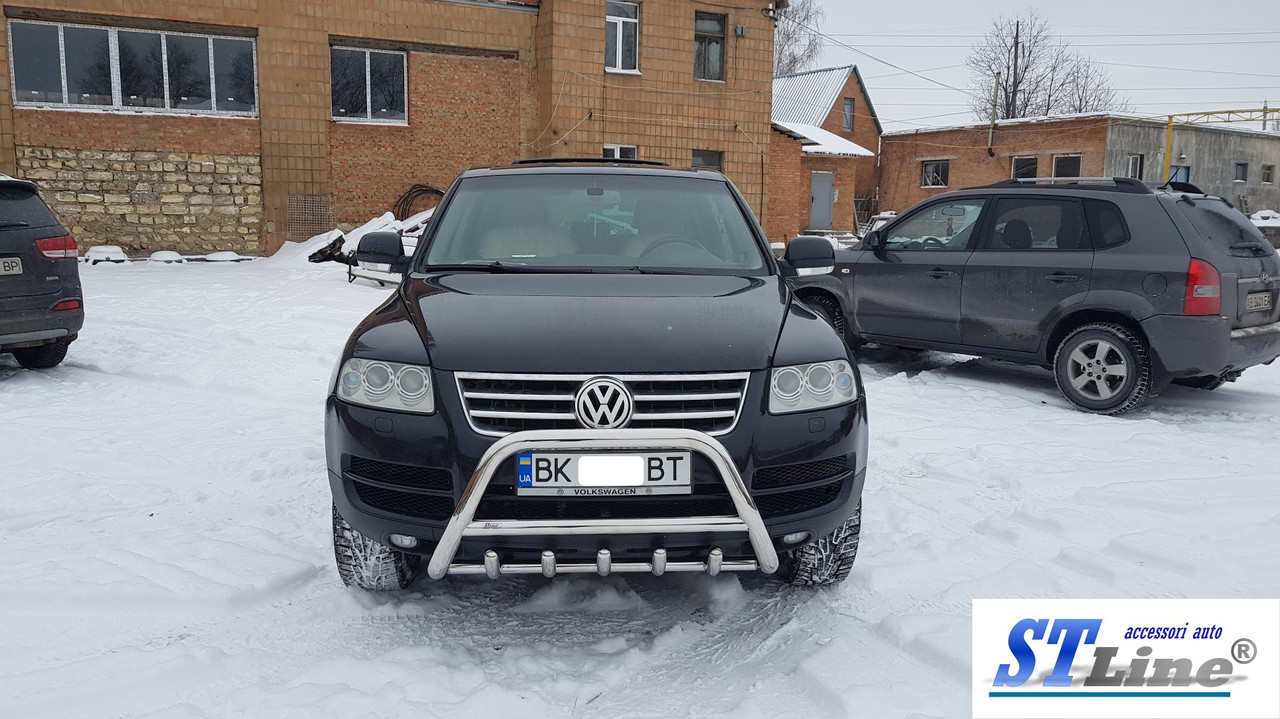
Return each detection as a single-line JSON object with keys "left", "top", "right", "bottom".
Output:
{"left": 356, "top": 231, "right": 409, "bottom": 274}
{"left": 783, "top": 235, "right": 836, "bottom": 276}
{"left": 864, "top": 229, "right": 885, "bottom": 251}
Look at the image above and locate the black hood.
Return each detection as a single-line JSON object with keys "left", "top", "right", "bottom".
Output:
{"left": 406, "top": 273, "right": 789, "bottom": 373}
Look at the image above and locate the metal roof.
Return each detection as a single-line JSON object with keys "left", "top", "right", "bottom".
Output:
{"left": 773, "top": 66, "right": 854, "bottom": 126}
{"left": 773, "top": 65, "right": 884, "bottom": 136}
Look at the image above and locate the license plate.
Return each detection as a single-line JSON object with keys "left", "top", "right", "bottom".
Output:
{"left": 516, "top": 452, "right": 693, "bottom": 496}
{"left": 1245, "top": 291, "right": 1272, "bottom": 312}
{"left": 0, "top": 257, "right": 21, "bottom": 276}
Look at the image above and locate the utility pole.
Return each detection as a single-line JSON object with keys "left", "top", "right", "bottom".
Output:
{"left": 1010, "top": 20, "right": 1020, "bottom": 118}
{"left": 987, "top": 72, "right": 1001, "bottom": 157}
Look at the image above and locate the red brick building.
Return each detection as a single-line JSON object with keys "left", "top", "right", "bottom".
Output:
{"left": 765, "top": 65, "right": 881, "bottom": 243}
{"left": 0, "top": 0, "right": 778, "bottom": 255}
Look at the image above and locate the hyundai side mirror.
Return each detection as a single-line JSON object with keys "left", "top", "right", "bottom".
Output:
{"left": 356, "top": 231, "right": 409, "bottom": 274}
{"left": 864, "top": 229, "right": 886, "bottom": 251}
{"left": 782, "top": 235, "right": 836, "bottom": 276}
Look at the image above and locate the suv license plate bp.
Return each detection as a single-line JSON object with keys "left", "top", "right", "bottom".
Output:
{"left": 516, "top": 452, "right": 693, "bottom": 496}
{"left": 0, "top": 257, "right": 21, "bottom": 276}
{"left": 1245, "top": 291, "right": 1272, "bottom": 312}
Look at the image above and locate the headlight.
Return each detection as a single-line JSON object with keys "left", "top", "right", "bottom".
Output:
{"left": 335, "top": 358, "right": 435, "bottom": 414}
{"left": 769, "top": 359, "right": 858, "bottom": 414}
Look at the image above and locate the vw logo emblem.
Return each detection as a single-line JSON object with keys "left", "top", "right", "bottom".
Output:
{"left": 574, "top": 377, "right": 634, "bottom": 430}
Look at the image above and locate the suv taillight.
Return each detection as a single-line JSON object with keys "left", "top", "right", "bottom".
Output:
{"left": 36, "top": 235, "right": 78, "bottom": 259}
{"left": 1183, "top": 258, "right": 1221, "bottom": 316}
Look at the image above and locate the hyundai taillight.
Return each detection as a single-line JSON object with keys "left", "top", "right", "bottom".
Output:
{"left": 36, "top": 235, "right": 78, "bottom": 259}
{"left": 1183, "top": 258, "right": 1221, "bottom": 316}
{"left": 52, "top": 299, "right": 81, "bottom": 311}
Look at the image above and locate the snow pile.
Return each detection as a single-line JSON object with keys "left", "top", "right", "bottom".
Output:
{"left": 1251, "top": 209, "right": 1280, "bottom": 228}
{"left": 1, "top": 261, "right": 1279, "bottom": 717}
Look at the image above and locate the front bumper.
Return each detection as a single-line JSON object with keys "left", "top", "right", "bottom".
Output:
{"left": 325, "top": 369, "right": 869, "bottom": 575}
{"left": 1144, "top": 316, "right": 1280, "bottom": 377}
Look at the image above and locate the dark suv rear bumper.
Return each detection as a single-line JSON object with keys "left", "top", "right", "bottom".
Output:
{"left": 0, "top": 294, "right": 83, "bottom": 350}
{"left": 325, "top": 369, "right": 869, "bottom": 570}
{"left": 1144, "top": 316, "right": 1280, "bottom": 377}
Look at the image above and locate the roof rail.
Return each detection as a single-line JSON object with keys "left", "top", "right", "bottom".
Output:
{"left": 987, "top": 177, "right": 1153, "bottom": 194}
{"left": 509, "top": 157, "right": 670, "bottom": 167}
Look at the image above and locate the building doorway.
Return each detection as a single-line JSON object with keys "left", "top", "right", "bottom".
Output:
{"left": 809, "top": 172, "right": 834, "bottom": 231}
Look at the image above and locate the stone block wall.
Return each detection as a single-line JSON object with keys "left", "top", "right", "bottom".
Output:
{"left": 18, "top": 147, "right": 263, "bottom": 255}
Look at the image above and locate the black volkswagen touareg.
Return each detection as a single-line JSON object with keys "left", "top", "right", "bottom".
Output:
{"left": 324, "top": 159, "right": 869, "bottom": 590}
{"left": 788, "top": 177, "right": 1280, "bottom": 414}
{"left": 1, "top": 175, "right": 83, "bottom": 369}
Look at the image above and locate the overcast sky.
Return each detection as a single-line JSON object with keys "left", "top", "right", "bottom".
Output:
{"left": 815, "top": 0, "right": 1280, "bottom": 133}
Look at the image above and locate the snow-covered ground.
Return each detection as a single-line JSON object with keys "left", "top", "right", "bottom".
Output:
{"left": 3, "top": 248, "right": 1279, "bottom": 718}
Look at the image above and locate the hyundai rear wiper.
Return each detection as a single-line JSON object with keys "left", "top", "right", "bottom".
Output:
{"left": 0, "top": 221, "right": 30, "bottom": 228}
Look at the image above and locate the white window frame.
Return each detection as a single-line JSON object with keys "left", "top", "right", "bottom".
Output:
{"left": 1052, "top": 154, "right": 1082, "bottom": 178}
{"left": 603, "top": 144, "right": 637, "bottom": 160}
{"left": 842, "top": 98, "right": 854, "bottom": 131}
{"left": 330, "top": 46, "right": 408, "bottom": 125}
{"left": 7, "top": 19, "right": 258, "bottom": 117}
{"left": 921, "top": 159, "right": 949, "bottom": 188}
{"left": 1125, "top": 153, "right": 1144, "bottom": 180}
{"left": 605, "top": 1, "right": 640, "bottom": 74}
{"left": 1011, "top": 155, "right": 1037, "bottom": 179}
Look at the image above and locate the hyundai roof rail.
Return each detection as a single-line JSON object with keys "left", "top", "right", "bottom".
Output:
{"left": 1154, "top": 180, "right": 1206, "bottom": 194}
{"left": 986, "top": 177, "right": 1153, "bottom": 194}
{"left": 508, "top": 157, "right": 670, "bottom": 167}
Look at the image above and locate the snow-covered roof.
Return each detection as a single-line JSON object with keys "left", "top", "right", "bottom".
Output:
{"left": 883, "top": 111, "right": 1280, "bottom": 139}
{"left": 773, "top": 121, "right": 874, "bottom": 157}
{"left": 773, "top": 65, "right": 883, "bottom": 135}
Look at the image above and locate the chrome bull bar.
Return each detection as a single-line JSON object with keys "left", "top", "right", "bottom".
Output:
{"left": 426, "top": 429, "right": 779, "bottom": 579}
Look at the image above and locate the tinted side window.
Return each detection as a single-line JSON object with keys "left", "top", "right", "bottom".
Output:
{"left": 1084, "top": 199, "right": 1131, "bottom": 249}
{"left": 982, "top": 198, "right": 1090, "bottom": 251}
{"left": 882, "top": 198, "right": 985, "bottom": 252}
{"left": 0, "top": 187, "right": 61, "bottom": 229}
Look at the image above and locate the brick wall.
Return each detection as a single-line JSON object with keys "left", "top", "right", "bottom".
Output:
{"left": 817, "top": 70, "right": 879, "bottom": 201}
{"left": 879, "top": 116, "right": 1110, "bottom": 213}
{"left": 13, "top": 111, "right": 263, "bottom": 253}
{"left": 0, "top": 0, "right": 774, "bottom": 253}
{"left": 764, "top": 130, "right": 858, "bottom": 243}
{"left": 534, "top": 0, "right": 776, "bottom": 218}
{"left": 329, "top": 52, "right": 534, "bottom": 224}
{"left": 23, "top": 147, "right": 262, "bottom": 254}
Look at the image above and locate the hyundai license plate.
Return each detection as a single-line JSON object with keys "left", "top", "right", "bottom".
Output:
{"left": 516, "top": 452, "right": 692, "bottom": 496}
{"left": 0, "top": 257, "right": 21, "bottom": 276}
{"left": 1245, "top": 291, "right": 1272, "bottom": 312}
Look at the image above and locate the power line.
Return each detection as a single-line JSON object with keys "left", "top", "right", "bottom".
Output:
{"left": 779, "top": 15, "right": 966, "bottom": 93}
{"left": 825, "top": 30, "right": 1280, "bottom": 38}
{"left": 821, "top": 39, "right": 1280, "bottom": 48}
{"left": 862, "top": 63, "right": 966, "bottom": 80}
{"left": 1094, "top": 61, "right": 1280, "bottom": 79}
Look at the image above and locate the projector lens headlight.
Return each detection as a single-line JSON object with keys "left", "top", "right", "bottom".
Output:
{"left": 769, "top": 360, "right": 859, "bottom": 414}
{"left": 334, "top": 358, "right": 435, "bottom": 414}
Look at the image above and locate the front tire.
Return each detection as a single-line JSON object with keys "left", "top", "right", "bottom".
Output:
{"left": 11, "top": 338, "right": 70, "bottom": 369}
{"left": 333, "top": 504, "right": 415, "bottom": 590}
{"left": 1053, "top": 323, "right": 1151, "bottom": 414}
{"left": 779, "top": 502, "right": 861, "bottom": 586}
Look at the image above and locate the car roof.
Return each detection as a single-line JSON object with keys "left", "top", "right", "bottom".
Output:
{"left": 0, "top": 174, "right": 37, "bottom": 192}
{"left": 460, "top": 159, "right": 729, "bottom": 181}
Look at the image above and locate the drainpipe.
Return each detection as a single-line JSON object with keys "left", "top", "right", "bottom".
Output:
{"left": 987, "top": 72, "right": 1000, "bottom": 157}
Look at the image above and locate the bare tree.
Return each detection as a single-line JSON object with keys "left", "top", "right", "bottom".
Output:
{"left": 967, "top": 11, "right": 1127, "bottom": 121}
{"left": 774, "top": 0, "right": 825, "bottom": 76}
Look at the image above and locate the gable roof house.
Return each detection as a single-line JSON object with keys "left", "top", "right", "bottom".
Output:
{"left": 765, "top": 64, "right": 882, "bottom": 242}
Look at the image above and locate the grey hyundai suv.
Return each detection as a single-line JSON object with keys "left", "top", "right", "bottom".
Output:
{"left": 788, "top": 177, "right": 1280, "bottom": 414}
{"left": 1, "top": 176, "right": 83, "bottom": 369}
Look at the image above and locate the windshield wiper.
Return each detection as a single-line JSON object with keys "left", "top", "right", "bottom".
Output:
{"left": 0, "top": 221, "right": 30, "bottom": 228}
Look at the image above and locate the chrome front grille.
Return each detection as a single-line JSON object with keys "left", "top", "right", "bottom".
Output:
{"left": 455, "top": 372, "right": 750, "bottom": 437}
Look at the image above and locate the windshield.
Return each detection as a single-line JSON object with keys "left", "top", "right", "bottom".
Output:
{"left": 1174, "top": 196, "right": 1272, "bottom": 251}
{"left": 421, "top": 174, "right": 768, "bottom": 274}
